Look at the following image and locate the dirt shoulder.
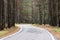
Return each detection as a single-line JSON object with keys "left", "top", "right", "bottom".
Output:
{"left": 33, "top": 24, "right": 60, "bottom": 40}
{"left": 0, "top": 27, "right": 20, "bottom": 38}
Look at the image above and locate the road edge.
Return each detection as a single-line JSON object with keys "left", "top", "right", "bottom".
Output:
{"left": 1, "top": 26, "right": 23, "bottom": 40}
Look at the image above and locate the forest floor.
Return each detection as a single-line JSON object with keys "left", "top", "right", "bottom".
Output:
{"left": 33, "top": 24, "right": 60, "bottom": 40}
{"left": 0, "top": 26, "right": 20, "bottom": 38}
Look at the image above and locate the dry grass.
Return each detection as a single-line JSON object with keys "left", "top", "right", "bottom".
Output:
{"left": 0, "top": 26, "right": 20, "bottom": 38}
{"left": 54, "top": 28, "right": 60, "bottom": 33}
{"left": 0, "top": 31, "right": 8, "bottom": 36}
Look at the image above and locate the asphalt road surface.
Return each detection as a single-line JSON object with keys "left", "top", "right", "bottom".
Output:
{"left": 1, "top": 24, "right": 56, "bottom": 40}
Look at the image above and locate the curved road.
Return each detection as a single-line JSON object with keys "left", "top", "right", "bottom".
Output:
{"left": 1, "top": 24, "right": 56, "bottom": 40}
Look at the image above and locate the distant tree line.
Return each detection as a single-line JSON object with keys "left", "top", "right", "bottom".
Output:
{"left": 15, "top": 0, "right": 60, "bottom": 27}
{"left": 0, "top": 0, "right": 60, "bottom": 30}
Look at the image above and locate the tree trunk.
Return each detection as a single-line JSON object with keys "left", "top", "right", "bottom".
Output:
{"left": 7, "top": 0, "right": 12, "bottom": 28}
{"left": 12, "top": 0, "right": 15, "bottom": 26}
{"left": 0, "top": 0, "right": 5, "bottom": 30}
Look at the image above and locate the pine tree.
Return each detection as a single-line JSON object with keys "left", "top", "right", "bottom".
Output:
{"left": 0, "top": 0, "right": 5, "bottom": 30}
